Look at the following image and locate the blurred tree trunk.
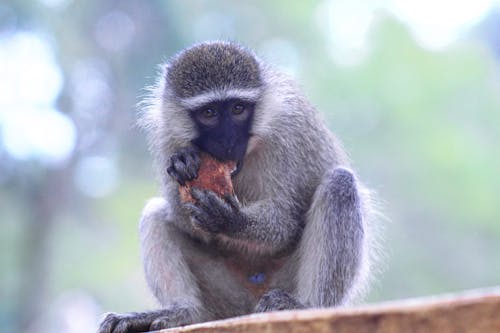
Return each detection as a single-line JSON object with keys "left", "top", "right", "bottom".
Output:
{"left": 17, "top": 167, "right": 72, "bottom": 333}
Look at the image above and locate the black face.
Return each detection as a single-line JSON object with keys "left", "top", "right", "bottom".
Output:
{"left": 190, "top": 98, "right": 255, "bottom": 173}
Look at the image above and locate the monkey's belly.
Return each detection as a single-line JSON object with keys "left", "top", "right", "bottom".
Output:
{"left": 223, "top": 257, "right": 286, "bottom": 298}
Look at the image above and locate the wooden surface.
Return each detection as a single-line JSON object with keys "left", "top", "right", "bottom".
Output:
{"left": 153, "top": 287, "right": 500, "bottom": 333}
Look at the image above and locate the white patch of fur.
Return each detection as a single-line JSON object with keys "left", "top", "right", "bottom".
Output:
{"left": 142, "top": 197, "right": 171, "bottom": 220}
{"left": 245, "top": 135, "right": 264, "bottom": 156}
{"left": 179, "top": 87, "right": 262, "bottom": 109}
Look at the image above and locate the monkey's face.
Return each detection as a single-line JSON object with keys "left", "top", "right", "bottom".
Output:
{"left": 190, "top": 98, "right": 255, "bottom": 175}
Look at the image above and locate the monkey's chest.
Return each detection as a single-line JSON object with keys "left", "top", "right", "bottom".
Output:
{"left": 223, "top": 257, "right": 286, "bottom": 298}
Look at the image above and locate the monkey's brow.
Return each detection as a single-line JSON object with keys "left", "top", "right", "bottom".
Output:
{"left": 180, "top": 88, "right": 261, "bottom": 110}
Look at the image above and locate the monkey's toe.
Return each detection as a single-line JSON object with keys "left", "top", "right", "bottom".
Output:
{"left": 149, "top": 308, "right": 194, "bottom": 330}
{"left": 112, "top": 319, "right": 133, "bottom": 333}
{"left": 97, "top": 312, "right": 153, "bottom": 333}
{"left": 149, "top": 315, "right": 184, "bottom": 330}
{"left": 97, "top": 313, "right": 132, "bottom": 333}
{"left": 150, "top": 316, "right": 170, "bottom": 330}
{"left": 97, "top": 313, "right": 119, "bottom": 333}
{"left": 254, "top": 289, "right": 304, "bottom": 313}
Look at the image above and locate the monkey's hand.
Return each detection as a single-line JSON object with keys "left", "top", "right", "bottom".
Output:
{"left": 184, "top": 188, "right": 244, "bottom": 234}
{"left": 167, "top": 147, "right": 200, "bottom": 186}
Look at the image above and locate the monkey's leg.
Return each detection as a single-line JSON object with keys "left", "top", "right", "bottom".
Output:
{"left": 296, "top": 167, "right": 365, "bottom": 307}
{"left": 98, "top": 197, "right": 205, "bottom": 333}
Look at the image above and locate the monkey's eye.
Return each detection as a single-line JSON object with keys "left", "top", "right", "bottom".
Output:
{"left": 200, "top": 108, "right": 217, "bottom": 118}
{"left": 232, "top": 104, "right": 245, "bottom": 115}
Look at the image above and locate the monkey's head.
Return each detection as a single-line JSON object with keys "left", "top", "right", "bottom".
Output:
{"left": 163, "top": 41, "right": 264, "bottom": 174}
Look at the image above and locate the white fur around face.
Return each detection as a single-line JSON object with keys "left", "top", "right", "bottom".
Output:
{"left": 179, "top": 87, "right": 262, "bottom": 110}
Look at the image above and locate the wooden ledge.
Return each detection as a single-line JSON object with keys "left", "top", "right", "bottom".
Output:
{"left": 154, "top": 287, "right": 500, "bottom": 333}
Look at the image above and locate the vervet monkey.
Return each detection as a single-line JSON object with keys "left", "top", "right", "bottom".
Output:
{"left": 98, "top": 41, "right": 377, "bottom": 333}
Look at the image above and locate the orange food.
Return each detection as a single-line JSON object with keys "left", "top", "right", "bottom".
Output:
{"left": 179, "top": 153, "right": 236, "bottom": 203}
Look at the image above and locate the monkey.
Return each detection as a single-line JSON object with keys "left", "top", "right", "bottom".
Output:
{"left": 98, "top": 41, "right": 378, "bottom": 333}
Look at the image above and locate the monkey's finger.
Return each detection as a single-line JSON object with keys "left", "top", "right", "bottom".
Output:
{"left": 190, "top": 149, "right": 201, "bottom": 170}
{"left": 224, "top": 194, "right": 240, "bottom": 210}
{"left": 182, "top": 146, "right": 201, "bottom": 169}
{"left": 206, "top": 191, "right": 233, "bottom": 215}
{"left": 170, "top": 153, "right": 182, "bottom": 165}
{"left": 183, "top": 153, "right": 198, "bottom": 179}
{"left": 191, "top": 188, "right": 229, "bottom": 218}
{"left": 183, "top": 202, "right": 201, "bottom": 215}
{"left": 190, "top": 188, "right": 213, "bottom": 210}
{"left": 203, "top": 189, "right": 225, "bottom": 207}
{"left": 185, "top": 203, "right": 220, "bottom": 233}
{"left": 173, "top": 158, "right": 190, "bottom": 178}
{"left": 167, "top": 166, "right": 185, "bottom": 185}
{"left": 170, "top": 153, "right": 191, "bottom": 177}
{"left": 191, "top": 189, "right": 233, "bottom": 224}
{"left": 184, "top": 203, "right": 210, "bottom": 222}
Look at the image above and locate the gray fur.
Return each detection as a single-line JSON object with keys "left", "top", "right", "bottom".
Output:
{"left": 99, "top": 41, "right": 379, "bottom": 333}
{"left": 166, "top": 41, "right": 262, "bottom": 99}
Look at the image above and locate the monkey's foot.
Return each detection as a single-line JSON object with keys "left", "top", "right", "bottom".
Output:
{"left": 254, "top": 289, "right": 305, "bottom": 313}
{"left": 98, "top": 307, "right": 195, "bottom": 333}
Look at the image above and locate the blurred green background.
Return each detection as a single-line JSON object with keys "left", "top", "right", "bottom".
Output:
{"left": 1, "top": 0, "right": 499, "bottom": 332}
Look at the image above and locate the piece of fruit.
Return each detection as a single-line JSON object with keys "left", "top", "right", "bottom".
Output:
{"left": 179, "top": 153, "right": 236, "bottom": 203}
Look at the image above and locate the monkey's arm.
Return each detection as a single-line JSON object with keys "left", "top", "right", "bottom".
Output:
{"left": 168, "top": 145, "right": 303, "bottom": 254}
{"left": 98, "top": 197, "right": 206, "bottom": 333}
{"left": 238, "top": 198, "right": 302, "bottom": 251}
{"left": 188, "top": 189, "right": 302, "bottom": 254}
